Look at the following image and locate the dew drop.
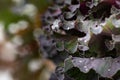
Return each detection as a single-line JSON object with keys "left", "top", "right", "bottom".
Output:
{"left": 85, "top": 68, "right": 89, "bottom": 71}
{"left": 108, "top": 69, "right": 111, "bottom": 71}
{"left": 66, "top": 27, "right": 70, "bottom": 30}
{"left": 90, "top": 57, "right": 94, "bottom": 60}
{"left": 84, "top": 66, "right": 87, "bottom": 69}
{"left": 79, "top": 60, "right": 82, "bottom": 63}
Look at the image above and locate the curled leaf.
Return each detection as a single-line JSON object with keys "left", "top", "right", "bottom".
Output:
{"left": 68, "top": 4, "right": 80, "bottom": 12}
{"left": 62, "top": 20, "right": 75, "bottom": 30}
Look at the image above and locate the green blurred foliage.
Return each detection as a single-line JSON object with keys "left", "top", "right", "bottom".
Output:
{"left": 28, "top": 0, "right": 50, "bottom": 12}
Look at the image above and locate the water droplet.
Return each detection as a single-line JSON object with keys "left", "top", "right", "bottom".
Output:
{"left": 79, "top": 60, "right": 82, "bottom": 63}
{"left": 66, "top": 27, "right": 70, "bottom": 30}
{"left": 85, "top": 68, "right": 89, "bottom": 71}
{"left": 90, "top": 57, "right": 94, "bottom": 60}
{"left": 84, "top": 66, "right": 87, "bottom": 69}
{"left": 108, "top": 69, "right": 111, "bottom": 71}
{"left": 63, "top": 21, "right": 75, "bottom": 30}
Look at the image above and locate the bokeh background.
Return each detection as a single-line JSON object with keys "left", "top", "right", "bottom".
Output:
{"left": 0, "top": 0, "right": 57, "bottom": 80}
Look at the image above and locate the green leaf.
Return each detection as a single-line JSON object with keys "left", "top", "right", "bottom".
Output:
{"left": 64, "top": 56, "right": 74, "bottom": 72}
{"left": 56, "top": 41, "right": 64, "bottom": 51}
{"left": 64, "top": 39, "right": 78, "bottom": 53}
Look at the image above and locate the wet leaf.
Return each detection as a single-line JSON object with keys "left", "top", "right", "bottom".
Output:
{"left": 62, "top": 21, "right": 75, "bottom": 30}
{"left": 78, "top": 44, "right": 89, "bottom": 51}
{"left": 63, "top": 12, "right": 76, "bottom": 20}
{"left": 68, "top": 4, "right": 80, "bottom": 12}
{"left": 64, "top": 56, "right": 74, "bottom": 72}
{"left": 65, "top": 56, "right": 120, "bottom": 78}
